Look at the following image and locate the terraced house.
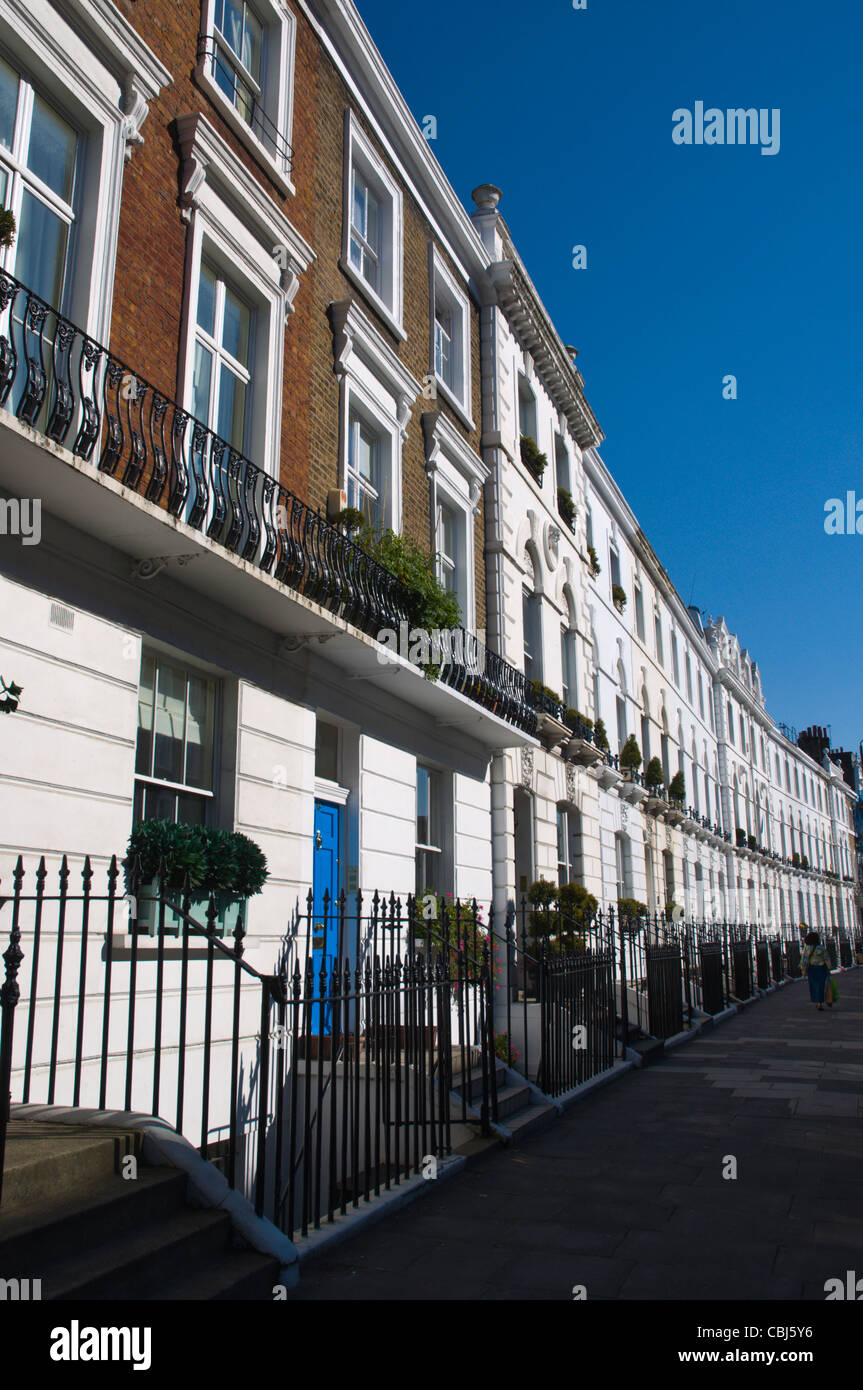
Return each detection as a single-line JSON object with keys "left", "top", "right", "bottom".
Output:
{"left": 468, "top": 184, "right": 858, "bottom": 940}
{"left": 0, "top": 0, "right": 859, "bottom": 1296}
{"left": 0, "top": 0, "right": 539, "bottom": 1281}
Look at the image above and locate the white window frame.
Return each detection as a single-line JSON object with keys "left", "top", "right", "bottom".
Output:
{"left": 331, "top": 298, "right": 421, "bottom": 536}
{"left": 195, "top": 0, "right": 296, "bottom": 196}
{"left": 341, "top": 110, "right": 404, "bottom": 338}
{"left": 0, "top": 0, "right": 171, "bottom": 339}
{"left": 134, "top": 649, "right": 219, "bottom": 825}
{"left": 0, "top": 61, "right": 80, "bottom": 311}
{"left": 176, "top": 114, "right": 314, "bottom": 479}
{"left": 422, "top": 409, "right": 487, "bottom": 634}
{"left": 192, "top": 261, "right": 255, "bottom": 453}
{"left": 428, "top": 244, "right": 473, "bottom": 426}
{"left": 345, "top": 393, "right": 393, "bottom": 533}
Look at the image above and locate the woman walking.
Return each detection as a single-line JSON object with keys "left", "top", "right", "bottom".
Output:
{"left": 801, "top": 931, "right": 831, "bottom": 1010}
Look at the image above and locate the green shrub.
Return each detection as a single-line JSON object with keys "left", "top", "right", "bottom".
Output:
{"left": 645, "top": 757, "right": 664, "bottom": 789}
{"left": 557, "top": 487, "right": 576, "bottom": 528}
{"left": 126, "top": 820, "right": 268, "bottom": 897}
{"left": 617, "top": 897, "right": 649, "bottom": 920}
{"left": 565, "top": 707, "right": 594, "bottom": 733}
{"left": 520, "top": 434, "right": 548, "bottom": 480}
{"left": 668, "top": 771, "right": 686, "bottom": 804}
{"left": 594, "top": 717, "right": 610, "bottom": 751}
{"left": 531, "top": 680, "right": 564, "bottom": 712}
{"left": 619, "top": 734, "right": 642, "bottom": 771}
{"left": 0, "top": 208, "right": 15, "bottom": 250}
{"left": 587, "top": 544, "right": 601, "bottom": 576}
{"left": 526, "top": 879, "right": 596, "bottom": 948}
{"left": 612, "top": 584, "right": 627, "bottom": 609}
{"left": 333, "top": 506, "right": 366, "bottom": 534}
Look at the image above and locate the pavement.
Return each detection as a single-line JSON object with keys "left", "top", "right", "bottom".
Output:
{"left": 289, "top": 968, "right": 863, "bottom": 1300}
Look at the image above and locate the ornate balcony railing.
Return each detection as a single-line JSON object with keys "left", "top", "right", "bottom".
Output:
{"left": 0, "top": 269, "right": 537, "bottom": 736}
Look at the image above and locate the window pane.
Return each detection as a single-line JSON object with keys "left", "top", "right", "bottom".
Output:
{"left": 221, "top": 285, "right": 250, "bottom": 364}
{"left": 315, "top": 722, "right": 339, "bottom": 782}
{"left": 0, "top": 57, "right": 18, "bottom": 152}
{"left": 217, "top": 0, "right": 244, "bottom": 57}
{"left": 243, "top": 5, "right": 263, "bottom": 82}
{"left": 28, "top": 92, "right": 77, "bottom": 202}
{"left": 176, "top": 792, "right": 208, "bottom": 827}
{"left": 217, "top": 362, "right": 247, "bottom": 450}
{"left": 365, "top": 186, "right": 380, "bottom": 249}
{"left": 197, "top": 265, "right": 217, "bottom": 334}
{"left": 0, "top": 167, "right": 7, "bottom": 210}
{"left": 417, "top": 766, "right": 430, "bottom": 843}
{"left": 351, "top": 173, "right": 367, "bottom": 236}
{"left": 192, "top": 341, "right": 213, "bottom": 424}
{"left": 16, "top": 189, "right": 69, "bottom": 307}
{"left": 135, "top": 654, "right": 156, "bottom": 776}
{"left": 213, "top": 47, "right": 238, "bottom": 105}
{"left": 153, "top": 663, "right": 186, "bottom": 783}
{"left": 184, "top": 674, "right": 215, "bottom": 790}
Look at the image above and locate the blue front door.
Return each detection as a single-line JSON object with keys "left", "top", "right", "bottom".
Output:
{"left": 312, "top": 801, "right": 341, "bottom": 1033}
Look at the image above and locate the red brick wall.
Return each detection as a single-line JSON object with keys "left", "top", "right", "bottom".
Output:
{"left": 109, "top": 0, "right": 484, "bottom": 626}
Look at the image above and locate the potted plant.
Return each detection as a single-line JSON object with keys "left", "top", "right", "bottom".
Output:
{"left": 410, "top": 894, "right": 488, "bottom": 985}
{"left": 333, "top": 506, "right": 366, "bottom": 535}
{"left": 587, "top": 544, "right": 601, "bottom": 577}
{"left": 494, "top": 1033, "right": 520, "bottom": 1066}
{"left": 612, "top": 584, "right": 627, "bottom": 612}
{"left": 645, "top": 757, "right": 664, "bottom": 790}
{"left": 594, "top": 718, "right": 610, "bottom": 752}
{"left": 557, "top": 486, "right": 576, "bottom": 530}
{"left": 747, "top": 834, "right": 758, "bottom": 852}
{"left": 619, "top": 734, "right": 642, "bottom": 779}
{"left": 0, "top": 208, "right": 15, "bottom": 250}
{"left": 792, "top": 851, "right": 801, "bottom": 868}
{"left": 127, "top": 820, "right": 269, "bottom": 936}
{"left": 736, "top": 827, "right": 747, "bottom": 849}
{"left": 668, "top": 771, "right": 686, "bottom": 805}
{"left": 520, "top": 434, "right": 548, "bottom": 482}
{"left": 617, "top": 897, "right": 648, "bottom": 923}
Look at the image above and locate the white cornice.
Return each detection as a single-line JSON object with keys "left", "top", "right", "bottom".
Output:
{"left": 175, "top": 113, "right": 314, "bottom": 302}
{"left": 488, "top": 259, "right": 603, "bottom": 452}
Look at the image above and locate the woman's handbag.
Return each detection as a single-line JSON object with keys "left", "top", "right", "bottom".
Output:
{"left": 828, "top": 975, "right": 839, "bottom": 1004}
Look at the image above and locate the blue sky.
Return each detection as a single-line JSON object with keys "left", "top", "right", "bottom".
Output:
{"left": 356, "top": 0, "right": 862, "bottom": 754}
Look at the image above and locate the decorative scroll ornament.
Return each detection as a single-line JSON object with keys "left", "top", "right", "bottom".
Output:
{"left": 521, "top": 746, "right": 534, "bottom": 790}
{"left": 565, "top": 762, "right": 576, "bottom": 802}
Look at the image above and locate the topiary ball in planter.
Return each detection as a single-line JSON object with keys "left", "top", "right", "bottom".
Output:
{"left": 126, "top": 821, "right": 268, "bottom": 937}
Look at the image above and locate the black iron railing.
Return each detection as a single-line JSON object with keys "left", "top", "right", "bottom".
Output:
{"left": 0, "top": 861, "right": 497, "bottom": 1239}
{"left": 0, "top": 270, "right": 537, "bottom": 736}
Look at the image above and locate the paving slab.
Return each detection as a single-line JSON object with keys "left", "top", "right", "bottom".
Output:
{"left": 290, "top": 970, "right": 863, "bottom": 1301}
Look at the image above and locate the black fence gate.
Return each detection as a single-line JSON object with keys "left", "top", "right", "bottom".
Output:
{"left": 755, "top": 940, "right": 770, "bottom": 991}
{"left": 732, "top": 939, "right": 753, "bottom": 1000}
{"left": 699, "top": 941, "right": 725, "bottom": 1015}
{"left": 646, "top": 943, "right": 684, "bottom": 1039}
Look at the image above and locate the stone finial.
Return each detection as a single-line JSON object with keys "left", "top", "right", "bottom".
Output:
{"left": 471, "top": 184, "right": 502, "bottom": 211}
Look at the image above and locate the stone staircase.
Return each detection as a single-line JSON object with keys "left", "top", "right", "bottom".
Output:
{"left": 450, "top": 1058, "right": 557, "bottom": 1141}
{"left": 0, "top": 1121, "right": 281, "bottom": 1300}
